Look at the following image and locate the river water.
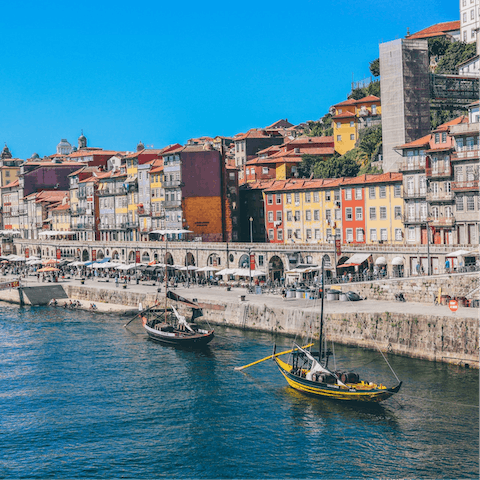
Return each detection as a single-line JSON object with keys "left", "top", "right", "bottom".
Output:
{"left": 0, "top": 304, "right": 478, "bottom": 479}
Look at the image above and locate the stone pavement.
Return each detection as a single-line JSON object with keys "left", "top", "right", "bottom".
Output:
{"left": 16, "top": 274, "right": 478, "bottom": 320}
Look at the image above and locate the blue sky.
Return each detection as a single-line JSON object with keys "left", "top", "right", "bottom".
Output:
{"left": 1, "top": 0, "right": 459, "bottom": 159}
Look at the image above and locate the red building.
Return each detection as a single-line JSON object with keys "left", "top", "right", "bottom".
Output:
{"left": 264, "top": 186, "right": 285, "bottom": 243}
{"left": 341, "top": 179, "right": 366, "bottom": 244}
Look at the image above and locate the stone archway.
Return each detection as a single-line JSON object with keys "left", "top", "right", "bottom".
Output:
{"left": 207, "top": 253, "right": 221, "bottom": 267}
{"left": 97, "top": 250, "right": 104, "bottom": 260}
{"left": 165, "top": 252, "right": 174, "bottom": 265}
{"left": 142, "top": 251, "right": 150, "bottom": 263}
{"left": 82, "top": 249, "right": 89, "bottom": 262}
{"left": 238, "top": 254, "right": 249, "bottom": 268}
{"left": 112, "top": 250, "right": 120, "bottom": 260}
{"left": 128, "top": 251, "right": 136, "bottom": 263}
{"left": 185, "top": 252, "right": 195, "bottom": 266}
{"left": 337, "top": 255, "right": 349, "bottom": 268}
{"left": 268, "top": 255, "right": 284, "bottom": 281}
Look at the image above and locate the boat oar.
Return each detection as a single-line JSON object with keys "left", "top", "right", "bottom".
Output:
{"left": 234, "top": 343, "right": 313, "bottom": 371}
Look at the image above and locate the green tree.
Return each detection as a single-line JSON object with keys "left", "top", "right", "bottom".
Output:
{"left": 369, "top": 58, "right": 380, "bottom": 77}
{"left": 313, "top": 154, "right": 360, "bottom": 178}
{"left": 358, "top": 126, "right": 382, "bottom": 164}
{"left": 435, "top": 41, "right": 477, "bottom": 74}
{"left": 428, "top": 37, "right": 451, "bottom": 57}
{"left": 305, "top": 113, "right": 333, "bottom": 137}
{"left": 297, "top": 154, "right": 322, "bottom": 178}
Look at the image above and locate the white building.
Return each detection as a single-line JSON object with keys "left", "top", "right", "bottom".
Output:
{"left": 460, "top": 0, "right": 480, "bottom": 47}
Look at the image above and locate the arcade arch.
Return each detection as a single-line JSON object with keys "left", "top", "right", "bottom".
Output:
{"left": 268, "top": 255, "right": 284, "bottom": 281}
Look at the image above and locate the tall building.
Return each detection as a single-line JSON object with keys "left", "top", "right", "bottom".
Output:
{"left": 460, "top": 0, "right": 480, "bottom": 45}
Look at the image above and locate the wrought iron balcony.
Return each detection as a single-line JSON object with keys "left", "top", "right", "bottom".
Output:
{"left": 426, "top": 166, "right": 452, "bottom": 178}
{"left": 399, "top": 158, "right": 426, "bottom": 172}
{"left": 451, "top": 147, "right": 480, "bottom": 161}
{"left": 403, "top": 214, "right": 428, "bottom": 224}
{"left": 426, "top": 191, "right": 455, "bottom": 202}
{"left": 98, "top": 187, "right": 127, "bottom": 197}
{"left": 403, "top": 189, "right": 427, "bottom": 199}
{"left": 164, "top": 200, "right": 182, "bottom": 208}
{"left": 427, "top": 216, "right": 455, "bottom": 227}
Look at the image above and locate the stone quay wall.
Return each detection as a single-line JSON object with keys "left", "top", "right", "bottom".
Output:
{"left": 65, "top": 284, "right": 479, "bottom": 368}
{"left": 334, "top": 272, "right": 479, "bottom": 303}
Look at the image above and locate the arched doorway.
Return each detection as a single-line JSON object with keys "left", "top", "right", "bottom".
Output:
{"left": 128, "top": 251, "right": 136, "bottom": 263}
{"left": 238, "top": 254, "right": 249, "bottom": 268}
{"left": 141, "top": 251, "right": 150, "bottom": 263}
{"left": 207, "top": 253, "right": 221, "bottom": 267}
{"left": 82, "top": 249, "right": 89, "bottom": 262}
{"left": 185, "top": 252, "right": 195, "bottom": 266}
{"left": 269, "top": 255, "right": 284, "bottom": 281}
{"left": 112, "top": 250, "right": 119, "bottom": 260}
{"left": 165, "top": 252, "right": 174, "bottom": 265}
{"left": 97, "top": 250, "right": 104, "bottom": 260}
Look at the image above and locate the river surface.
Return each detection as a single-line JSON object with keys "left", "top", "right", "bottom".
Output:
{"left": 0, "top": 304, "right": 478, "bottom": 479}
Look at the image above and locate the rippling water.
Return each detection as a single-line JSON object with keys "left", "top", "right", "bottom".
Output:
{"left": 0, "top": 304, "right": 478, "bottom": 479}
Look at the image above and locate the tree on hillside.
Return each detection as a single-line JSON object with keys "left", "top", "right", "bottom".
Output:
{"left": 305, "top": 113, "right": 333, "bottom": 137}
{"left": 435, "top": 41, "right": 477, "bottom": 74}
{"left": 358, "top": 126, "right": 382, "bottom": 165}
{"left": 369, "top": 58, "right": 380, "bottom": 77}
{"left": 428, "top": 37, "right": 451, "bottom": 58}
{"left": 297, "top": 154, "right": 322, "bottom": 178}
{"left": 313, "top": 154, "right": 360, "bottom": 179}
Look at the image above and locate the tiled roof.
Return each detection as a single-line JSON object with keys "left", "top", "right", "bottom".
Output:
{"left": 434, "top": 115, "right": 468, "bottom": 131}
{"left": 356, "top": 95, "right": 380, "bottom": 103}
{"left": 1, "top": 179, "right": 19, "bottom": 189}
{"left": 332, "top": 111, "right": 357, "bottom": 119}
{"left": 52, "top": 203, "right": 71, "bottom": 211}
{"left": 234, "top": 129, "right": 281, "bottom": 141}
{"left": 68, "top": 150, "right": 120, "bottom": 158}
{"left": 264, "top": 119, "right": 294, "bottom": 129}
{"left": 407, "top": 21, "right": 460, "bottom": 39}
{"left": 332, "top": 99, "right": 357, "bottom": 108}
{"left": 396, "top": 134, "right": 431, "bottom": 149}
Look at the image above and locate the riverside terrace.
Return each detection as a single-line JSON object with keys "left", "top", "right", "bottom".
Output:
{"left": 11, "top": 238, "right": 480, "bottom": 280}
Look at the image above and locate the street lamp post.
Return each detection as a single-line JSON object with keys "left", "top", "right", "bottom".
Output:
{"left": 249, "top": 217, "right": 253, "bottom": 243}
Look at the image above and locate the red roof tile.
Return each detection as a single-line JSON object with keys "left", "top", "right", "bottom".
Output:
{"left": 332, "top": 111, "right": 357, "bottom": 119}
{"left": 396, "top": 134, "right": 431, "bottom": 149}
{"left": 407, "top": 21, "right": 460, "bottom": 39}
{"left": 332, "top": 99, "right": 357, "bottom": 108}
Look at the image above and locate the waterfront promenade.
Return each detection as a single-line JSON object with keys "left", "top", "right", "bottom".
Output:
{"left": 14, "top": 272, "right": 478, "bottom": 320}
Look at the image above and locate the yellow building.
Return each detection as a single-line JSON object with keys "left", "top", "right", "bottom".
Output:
{"left": 51, "top": 202, "right": 71, "bottom": 232}
{"left": 364, "top": 173, "right": 403, "bottom": 245}
{"left": 332, "top": 95, "right": 382, "bottom": 155}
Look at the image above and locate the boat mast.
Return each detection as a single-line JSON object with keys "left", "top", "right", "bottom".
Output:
{"left": 318, "top": 255, "right": 326, "bottom": 365}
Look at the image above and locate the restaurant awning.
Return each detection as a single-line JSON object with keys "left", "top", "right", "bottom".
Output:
{"left": 338, "top": 253, "right": 371, "bottom": 268}
{"left": 446, "top": 249, "right": 472, "bottom": 257}
{"left": 375, "top": 256, "right": 387, "bottom": 265}
{"left": 391, "top": 256, "right": 405, "bottom": 265}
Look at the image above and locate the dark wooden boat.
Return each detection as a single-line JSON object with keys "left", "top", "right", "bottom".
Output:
{"left": 143, "top": 291, "right": 214, "bottom": 347}
{"left": 274, "top": 256, "right": 402, "bottom": 403}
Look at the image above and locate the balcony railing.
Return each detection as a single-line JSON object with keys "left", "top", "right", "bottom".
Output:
{"left": 152, "top": 210, "right": 165, "bottom": 218}
{"left": 427, "top": 216, "right": 455, "bottom": 227}
{"left": 451, "top": 147, "right": 480, "bottom": 161}
{"left": 98, "top": 187, "right": 127, "bottom": 197}
{"left": 426, "top": 191, "right": 455, "bottom": 202}
{"left": 451, "top": 180, "right": 479, "bottom": 191}
{"left": 449, "top": 123, "right": 480, "bottom": 136}
{"left": 164, "top": 200, "right": 182, "bottom": 208}
{"left": 426, "top": 166, "right": 451, "bottom": 178}
{"left": 399, "top": 158, "right": 426, "bottom": 172}
{"left": 403, "top": 189, "right": 427, "bottom": 199}
{"left": 126, "top": 221, "right": 139, "bottom": 228}
{"left": 403, "top": 214, "right": 428, "bottom": 224}
{"left": 163, "top": 180, "right": 182, "bottom": 188}
{"left": 71, "top": 207, "right": 86, "bottom": 216}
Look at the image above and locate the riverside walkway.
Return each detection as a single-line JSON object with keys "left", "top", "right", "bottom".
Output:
{"left": 13, "top": 274, "right": 478, "bottom": 320}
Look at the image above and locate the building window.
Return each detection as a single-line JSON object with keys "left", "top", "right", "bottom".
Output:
{"left": 267, "top": 194, "right": 273, "bottom": 205}
{"left": 335, "top": 209, "right": 342, "bottom": 220}
{"left": 268, "top": 229, "right": 274, "bottom": 240}
{"left": 394, "top": 185, "right": 401, "bottom": 197}
{"left": 369, "top": 186, "right": 376, "bottom": 199}
{"left": 294, "top": 211, "right": 300, "bottom": 222}
{"left": 315, "top": 229, "right": 321, "bottom": 240}
{"left": 295, "top": 229, "right": 301, "bottom": 239}
{"left": 262, "top": 167, "right": 269, "bottom": 175}
{"left": 287, "top": 229, "right": 293, "bottom": 239}
{"left": 294, "top": 193, "right": 300, "bottom": 204}
{"left": 355, "top": 207, "right": 363, "bottom": 220}
{"left": 276, "top": 211, "right": 282, "bottom": 222}
{"left": 408, "top": 226, "right": 415, "bottom": 241}
{"left": 372, "top": 104, "right": 377, "bottom": 115}
{"left": 336, "top": 122, "right": 341, "bottom": 129}
{"left": 286, "top": 193, "right": 292, "bottom": 204}
{"left": 268, "top": 211, "right": 274, "bottom": 222}
{"left": 345, "top": 229, "right": 353, "bottom": 242}
{"left": 456, "top": 195, "right": 464, "bottom": 211}
{"left": 381, "top": 229, "right": 388, "bottom": 241}
{"left": 325, "top": 191, "right": 331, "bottom": 201}
{"left": 305, "top": 192, "right": 311, "bottom": 203}
{"left": 277, "top": 229, "right": 283, "bottom": 241}
{"left": 356, "top": 228, "right": 364, "bottom": 242}
{"left": 258, "top": 255, "right": 264, "bottom": 266}
{"left": 466, "top": 195, "right": 475, "bottom": 211}
{"left": 325, "top": 209, "right": 331, "bottom": 221}
{"left": 355, "top": 188, "right": 362, "bottom": 200}
{"left": 441, "top": 132, "right": 447, "bottom": 142}
{"left": 380, "top": 206, "right": 387, "bottom": 220}
{"left": 287, "top": 211, "right": 292, "bottom": 221}
{"left": 276, "top": 194, "right": 281, "bottom": 204}
{"left": 350, "top": 134, "right": 355, "bottom": 141}
{"left": 313, "top": 192, "right": 319, "bottom": 202}
{"left": 314, "top": 210, "right": 320, "bottom": 221}
{"left": 345, "top": 188, "right": 352, "bottom": 200}
{"left": 337, "top": 135, "right": 342, "bottom": 141}
{"left": 395, "top": 228, "right": 403, "bottom": 241}
{"left": 471, "top": 8, "right": 475, "bottom": 19}
{"left": 394, "top": 206, "right": 402, "bottom": 219}
{"left": 306, "top": 229, "right": 312, "bottom": 239}
{"left": 305, "top": 210, "right": 312, "bottom": 221}
{"left": 379, "top": 186, "right": 386, "bottom": 198}
{"left": 370, "top": 228, "right": 377, "bottom": 241}
{"left": 369, "top": 207, "right": 376, "bottom": 220}
{"left": 345, "top": 207, "right": 353, "bottom": 220}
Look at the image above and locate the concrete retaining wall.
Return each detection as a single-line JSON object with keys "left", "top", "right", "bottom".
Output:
{"left": 64, "top": 284, "right": 478, "bottom": 368}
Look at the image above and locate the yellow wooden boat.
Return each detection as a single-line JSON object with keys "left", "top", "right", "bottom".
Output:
{"left": 273, "top": 255, "right": 402, "bottom": 403}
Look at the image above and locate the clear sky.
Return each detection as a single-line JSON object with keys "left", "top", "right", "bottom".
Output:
{"left": 1, "top": 0, "right": 459, "bottom": 159}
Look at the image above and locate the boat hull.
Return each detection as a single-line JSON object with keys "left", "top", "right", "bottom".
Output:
{"left": 145, "top": 324, "right": 214, "bottom": 347}
{"left": 275, "top": 357, "right": 401, "bottom": 403}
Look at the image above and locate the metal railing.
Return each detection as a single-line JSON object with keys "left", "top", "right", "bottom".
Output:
{"left": 399, "top": 158, "right": 426, "bottom": 172}
{"left": 403, "top": 214, "right": 428, "bottom": 224}
{"left": 403, "top": 189, "right": 427, "bottom": 199}
{"left": 451, "top": 180, "right": 479, "bottom": 191}
{"left": 426, "top": 166, "right": 451, "bottom": 178}
{"left": 426, "top": 191, "right": 455, "bottom": 202}
{"left": 427, "top": 216, "right": 455, "bottom": 227}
